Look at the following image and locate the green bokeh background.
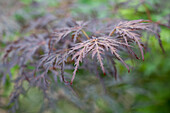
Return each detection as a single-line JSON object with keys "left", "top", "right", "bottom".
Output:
{"left": 0, "top": 0, "right": 170, "bottom": 113}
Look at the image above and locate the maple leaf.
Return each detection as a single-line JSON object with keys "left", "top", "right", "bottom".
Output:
{"left": 109, "top": 19, "right": 165, "bottom": 60}
{"left": 68, "top": 36, "right": 130, "bottom": 84}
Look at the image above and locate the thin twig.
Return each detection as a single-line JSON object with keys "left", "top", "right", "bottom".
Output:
{"left": 81, "top": 29, "right": 90, "bottom": 40}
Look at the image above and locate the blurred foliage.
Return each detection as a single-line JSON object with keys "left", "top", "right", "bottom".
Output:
{"left": 0, "top": 0, "right": 170, "bottom": 113}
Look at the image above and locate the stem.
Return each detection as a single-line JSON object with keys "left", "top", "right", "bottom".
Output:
{"left": 81, "top": 29, "right": 90, "bottom": 40}
{"left": 143, "top": 3, "right": 152, "bottom": 20}
{"left": 140, "top": 1, "right": 170, "bottom": 28}
{"left": 109, "top": 28, "right": 117, "bottom": 37}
